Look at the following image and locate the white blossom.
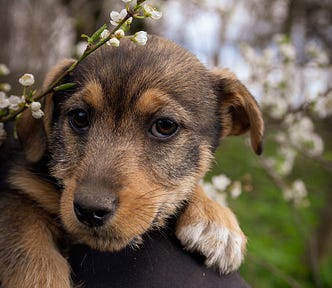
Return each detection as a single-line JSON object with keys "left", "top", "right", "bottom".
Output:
{"left": 230, "top": 181, "right": 242, "bottom": 199}
{"left": 0, "top": 64, "right": 10, "bottom": 75}
{"left": 122, "top": 0, "right": 132, "bottom": 2}
{"left": 142, "top": 4, "right": 162, "bottom": 20}
{"left": 277, "top": 147, "right": 297, "bottom": 176}
{"left": 18, "top": 73, "right": 35, "bottom": 87}
{"left": 287, "top": 114, "right": 324, "bottom": 157}
{"left": 31, "top": 109, "right": 44, "bottom": 119}
{"left": 110, "top": 9, "right": 128, "bottom": 26}
{"left": 279, "top": 43, "right": 296, "bottom": 61}
{"left": 30, "top": 101, "right": 44, "bottom": 119}
{"left": 30, "top": 101, "right": 41, "bottom": 111}
{"left": 8, "top": 95, "right": 25, "bottom": 111}
{"left": 0, "top": 91, "right": 10, "bottom": 109}
{"left": 100, "top": 29, "right": 110, "bottom": 40}
{"left": 114, "top": 29, "right": 125, "bottom": 39}
{"left": 283, "top": 179, "right": 309, "bottom": 207}
{"left": 132, "top": 31, "right": 148, "bottom": 45}
{"left": 212, "top": 174, "right": 231, "bottom": 191}
{"left": 268, "top": 97, "right": 288, "bottom": 119}
{"left": 106, "top": 37, "right": 120, "bottom": 47}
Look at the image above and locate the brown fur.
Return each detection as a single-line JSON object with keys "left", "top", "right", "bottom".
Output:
{"left": 0, "top": 36, "right": 264, "bottom": 287}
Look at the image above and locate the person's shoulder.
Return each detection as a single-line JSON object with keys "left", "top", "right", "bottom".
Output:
{"left": 69, "top": 227, "right": 250, "bottom": 288}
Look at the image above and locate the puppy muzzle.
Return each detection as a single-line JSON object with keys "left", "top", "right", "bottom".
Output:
{"left": 73, "top": 181, "right": 119, "bottom": 227}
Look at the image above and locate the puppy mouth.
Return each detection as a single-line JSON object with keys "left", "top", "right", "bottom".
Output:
{"left": 60, "top": 181, "right": 166, "bottom": 251}
{"left": 66, "top": 205, "right": 158, "bottom": 251}
{"left": 72, "top": 224, "right": 143, "bottom": 251}
{"left": 70, "top": 197, "right": 182, "bottom": 251}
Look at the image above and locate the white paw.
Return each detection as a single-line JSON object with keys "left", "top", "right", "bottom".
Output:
{"left": 176, "top": 222, "right": 245, "bottom": 274}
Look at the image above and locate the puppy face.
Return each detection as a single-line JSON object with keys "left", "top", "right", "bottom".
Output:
{"left": 18, "top": 36, "right": 263, "bottom": 251}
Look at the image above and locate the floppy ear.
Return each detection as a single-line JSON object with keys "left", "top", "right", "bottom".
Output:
{"left": 17, "top": 59, "right": 75, "bottom": 162}
{"left": 212, "top": 68, "right": 264, "bottom": 155}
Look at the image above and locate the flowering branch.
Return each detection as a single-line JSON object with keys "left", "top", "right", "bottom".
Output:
{"left": 0, "top": 0, "right": 161, "bottom": 130}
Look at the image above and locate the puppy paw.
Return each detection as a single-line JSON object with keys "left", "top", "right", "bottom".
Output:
{"left": 175, "top": 185, "right": 247, "bottom": 274}
{"left": 176, "top": 222, "right": 245, "bottom": 274}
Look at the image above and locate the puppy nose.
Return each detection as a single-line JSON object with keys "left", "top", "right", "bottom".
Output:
{"left": 74, "top": 202, "right": 114, "bottom": 227}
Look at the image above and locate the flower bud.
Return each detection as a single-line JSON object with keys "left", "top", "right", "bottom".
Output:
{"left": 30, "top": 101, "right": 42, "bottom": 112}
{"left": 132, "top": 31, "right": 147, "bottom": 45}
{"left": 100, "top": 29, "right": 110, "bottom": 40}
{"left": 32, "top": 109, "right": 44, "bottom": 119}
{"left": 142, "top": 4, "right": 162, "bottom": 20}
{"left": 19, "top": 73, "right": 35, "bottom": 87}
{"left": 114, "top": 29, "right": 125, "bottom": 39}
{"left": 107, "top": 37, "right": 120, "bottom": 47}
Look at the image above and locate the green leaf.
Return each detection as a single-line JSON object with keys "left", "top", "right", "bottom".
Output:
{"left": 81, "top": 34, "right": 91, "bottom": 43}
{"left": 54, "top": 83, "right": 77, "bottom": 92}
{"left": 90, "top": 24, "right": 108, "bottom": 43}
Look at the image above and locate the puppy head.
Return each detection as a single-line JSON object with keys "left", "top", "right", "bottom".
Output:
{"left": 17, "top": 36, "right": 263, "bottom": 251}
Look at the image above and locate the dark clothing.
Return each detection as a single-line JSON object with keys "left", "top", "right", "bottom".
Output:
{"left": 69, "top": 226, "right": 250, "bottom": 288}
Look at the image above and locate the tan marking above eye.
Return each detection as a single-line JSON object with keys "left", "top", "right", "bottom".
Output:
{"left": 136, "top": 88, "right": 192, "bottom": 125}
{"left": 136, "top": 88, "right": 170, "bottom": 115}
{"left": 81, "top": 80, "right": 105, "bottom": 111}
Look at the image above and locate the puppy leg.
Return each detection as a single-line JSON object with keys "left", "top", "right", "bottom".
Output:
{"left": 175, "top": 185, "right": 247, "bottom": 274}
{"left": 0, "top": 195, "right": 71, "bottom": 288}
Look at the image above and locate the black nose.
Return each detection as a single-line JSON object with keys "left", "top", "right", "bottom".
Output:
{"left": 74, "top": 202, "right": 113, "bottom": 227}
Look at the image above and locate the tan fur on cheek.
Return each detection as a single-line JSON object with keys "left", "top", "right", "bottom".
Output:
{"left": 107, "top": 170, "right": 162, "bottom": 240}
{"left": 59, "top": 178, "right": 78, "bottom": 234}
{"left": 197, "top": 144, "right": 213, "bottom": 180}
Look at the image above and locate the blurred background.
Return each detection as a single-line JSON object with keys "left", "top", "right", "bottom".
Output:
{"left": 0, "top": 0, "right": 331, "bottom": 287}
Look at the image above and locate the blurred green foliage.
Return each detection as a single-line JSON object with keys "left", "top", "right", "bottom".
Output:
{"left": 208, "top": 129, "right": 332, "bottom": 287}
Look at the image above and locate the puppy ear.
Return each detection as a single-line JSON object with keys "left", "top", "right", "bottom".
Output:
{"left": 17, "top": 59, "right": 75, "bottom": 162}
{"left": 212, "top": 69, "right": 264, "bottom": 155}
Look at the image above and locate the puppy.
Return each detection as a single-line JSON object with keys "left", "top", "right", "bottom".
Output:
{"left": 0, "top": 36, "right": 263, "bottom": 287}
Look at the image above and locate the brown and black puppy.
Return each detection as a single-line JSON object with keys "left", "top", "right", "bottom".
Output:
{"left": 0, "top": 36, "right": 263, "bottom": 287}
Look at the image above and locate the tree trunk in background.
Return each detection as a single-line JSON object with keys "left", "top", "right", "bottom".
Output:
{"left": 0, "top": 0, "right": 75, "bottom": 88}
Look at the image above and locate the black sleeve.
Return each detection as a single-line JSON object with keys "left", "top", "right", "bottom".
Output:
{"left": 69, "top": 225, "right": 250, "bottom": 288}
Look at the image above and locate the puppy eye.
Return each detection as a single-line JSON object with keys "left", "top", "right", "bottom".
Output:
{"left": 68, "top": 109, "right": 90, "bottom": 133}
{"left": 150, "top": 118, "right": 179, "bottom": 139}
